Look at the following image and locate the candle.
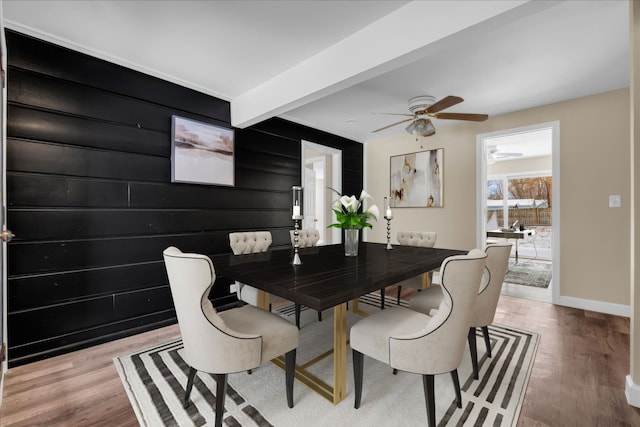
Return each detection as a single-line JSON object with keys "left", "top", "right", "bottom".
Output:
{"left": 386, "top": 208, "right": 393, "bottom": 219}
{"left": 291, "top": 186, "right": 303, "bottom": 219}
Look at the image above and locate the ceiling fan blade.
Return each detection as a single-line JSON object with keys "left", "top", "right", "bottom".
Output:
{"left": 371, "top": 118, "right": 414, "bottom": 133}
{"left": 424, "top": 95, "right": 464, "bottom": 114}
{"left": 372, "top": 112, "right": 415, "bottom": 117}
{"left": 434, "top": 112, "right": 489, "bottom": 122}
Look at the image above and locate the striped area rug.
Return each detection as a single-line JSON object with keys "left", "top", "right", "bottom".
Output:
{"left": 115, "top": 295, "right": 538, "bottom": 426}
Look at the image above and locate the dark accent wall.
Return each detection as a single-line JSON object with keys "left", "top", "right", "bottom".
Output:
{"left": 6, "top": 30, "right": 363, "bottom": 366}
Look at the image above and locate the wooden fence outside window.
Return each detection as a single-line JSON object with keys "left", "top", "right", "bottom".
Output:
{"left": 489, "top": 208, "right": 552, "bottom": 226}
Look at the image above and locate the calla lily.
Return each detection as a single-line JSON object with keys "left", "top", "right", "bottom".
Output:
{"left": 328, "top": 188, "right": 379, "bottom": 230}
{"left": 359, "top": 190, "right": 372, "bottom": 202}
{"left": 340, "top": 195, "right": 359, "bottom": 212}
{"left": 366, "top": 204, "right": 379, "bottom": 220}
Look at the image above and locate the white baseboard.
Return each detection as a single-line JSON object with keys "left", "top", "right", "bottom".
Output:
{"left": 555, "top": 295, "right": 630, "bottom": 317}
{"left": 626, "top": 375, "right": 640, "bottom": 407}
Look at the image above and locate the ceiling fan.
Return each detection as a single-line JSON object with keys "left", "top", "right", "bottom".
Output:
{"left": 487, "top": 145, "right": 523, "bottom": 164}
{"left": 372, "top": 95, "right": 489, "bottom": 137}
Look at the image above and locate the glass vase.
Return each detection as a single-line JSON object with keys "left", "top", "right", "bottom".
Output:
{"left": 344, "top": 229, "right": 359, "bottom": 257}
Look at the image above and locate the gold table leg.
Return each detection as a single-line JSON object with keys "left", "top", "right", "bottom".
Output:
{"left": 272, "top": 302, "right": 352, "bottom": 404}
{"left": 333, "top": 303, "right": 347, "bottom": 403}
{"left": 256, "top": 290, "right": 270, "bottom": 310}
{"left": 422, "top": 271, "right": 431, "bottom": 289}
{"left": 351, "top": 297, "right": 370, "bottom": 317}
{"left": 273, "top": 297, "right": 383, "bottom": 404}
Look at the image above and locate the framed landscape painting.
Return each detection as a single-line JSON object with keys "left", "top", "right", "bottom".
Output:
{"left": 390, "top": 148, "right": 443, "bottom": 207}
{"left": 171, "top": 115, "right": 235, "bottom": 186}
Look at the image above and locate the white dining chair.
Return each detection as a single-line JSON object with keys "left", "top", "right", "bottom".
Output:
{"left": 290, "top": 229, "right": 323, "bottom": 325}
{"left": 351, "top": 249, "right": 487, "bottom": 427}
{"left": 409, "top": 243, "right": 512, "bottom": 379}
{"left": 229, "top": 231, "right": 275, "bottom": 306}
{"left": 381, "top": 231, "right": 437, "bottom": 308}
{"left": 163, "top": 246, "right": 299, "bottom": 427}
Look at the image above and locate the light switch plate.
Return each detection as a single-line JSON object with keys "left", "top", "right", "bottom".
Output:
{"left": 609, "top": 195, "right": 621, "bottom": 208}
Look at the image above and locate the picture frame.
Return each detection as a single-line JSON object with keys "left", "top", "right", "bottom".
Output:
{"left": 390, "top": 148, "right": 443, "bottom": 207}
{"left": 171, "top": 115, "right": 235, "bottom": 186}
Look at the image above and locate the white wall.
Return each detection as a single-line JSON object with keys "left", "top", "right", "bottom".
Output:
{"left": 366, "top": 88, "right": 630, "bottom": 307}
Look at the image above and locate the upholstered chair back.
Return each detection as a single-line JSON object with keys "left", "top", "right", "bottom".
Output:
{"left": 388, "top": 249, "right": 486, "bottom": 374}
{"left": 162, "top": 246, "right": 262, "bottom": 373}
{"left": 229, "top": 231, "right": 272, "bottom": 255}
{"left": 229, "top": 231, "right": 274, "bottom": 306}
{"left": 389, "top": 231, "right": 438, "bottom": 302}
{"left": 397, "top": 231, "right": 437, "bottom": 248}
{"left": 289, "top": 229, "right": 320, "bottom": 248}
{"left": 473, "top": 243, "right": 511, "bottom": 327}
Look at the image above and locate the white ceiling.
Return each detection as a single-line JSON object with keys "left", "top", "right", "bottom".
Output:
{"left": 487, "top": 128, "right": 553, "bottom": 161}
{"left": 2, "top": 0, "right": 630, "bottom": 153}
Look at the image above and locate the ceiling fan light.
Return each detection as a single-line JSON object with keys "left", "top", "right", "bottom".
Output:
{"left": 422, "top": 119, "right": 436, "bottom": 136}
{"left": 406, "top": 118, "right": 436, "bottom": 137}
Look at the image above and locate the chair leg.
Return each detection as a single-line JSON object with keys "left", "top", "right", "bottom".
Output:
{"left": 285, "top": 349, "right": 296, "bottom": 408}
{"left": 183, "top": 366, "right": 197, "bottom": 409}
{"left": 450, "top": 369, "right": 462, "bottom": 408}
{"left": 317, "top": 310, "right": 322, "bottom": 322}
{"left": 482, "top": 326, "right": 492, "bottom": 358}
{"left": 295, "top": 303, "right": 301, "bottom": 329}
{"left": 380, "top": 287, "right": 385, "bottom": 309}
{"left": 213, "top": 373, "right": 228, "bottom": 427}
{"left": 468, "top": 327, "right": 479, "bottom": 380}
{"left": 353, "top": 349, "right": 364, "bottom": 409}
{"left": 422, "top": 374, "right": 436, "bottom": 427}
{"left": 397, "top": 286, "right": 402, "bottom": 304}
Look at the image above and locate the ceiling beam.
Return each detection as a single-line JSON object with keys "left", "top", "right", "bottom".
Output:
{"left": 231, "top": 0, "right": 529, "bottom": 129}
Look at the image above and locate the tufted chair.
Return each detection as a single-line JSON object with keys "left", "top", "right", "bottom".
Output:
{"left": 351, "top": 249, "right": 486, "bottom": 427}
{"left": 162, "top": 246, "right": 298, "bottom": 427}
{"left": 289, "top": 229, "right": 320, "bottom": 248}
{"left": 229, "top": 231, "right": 277, "bottom": 302}
{"left": 230, "top": 231, "right": 305, "bottom": 328}
{"left": 289, "top": 229, "right": 323, "bottom": 325}
{"left": 382, "top": 231, "right": 438, "bottom": 307}
{"left": 409, "top": 243, "right": 511, "bottom": 379}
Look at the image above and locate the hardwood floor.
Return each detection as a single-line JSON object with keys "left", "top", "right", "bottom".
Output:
{"left": 1, "top": 292, "right": 640, "bottom": 426}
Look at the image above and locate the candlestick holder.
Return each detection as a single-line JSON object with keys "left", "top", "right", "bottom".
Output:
{"left": 384, "top": 216, "right": 393, "bottom": 250}
{"left": 292, "top": 218, "right": 302, "bottom": 265}
{"left": 291, "top": 185, "right": 304, "bottom": 265}
{"left": 383, "top": 196, "right": 393, "bottom": 250}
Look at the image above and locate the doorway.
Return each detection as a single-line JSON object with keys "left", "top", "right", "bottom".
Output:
{"left": 301, "top": 141, "right": 342, "bottom": 245}
{"left": 476, "top": 122, "right": 559, "bottom": 304}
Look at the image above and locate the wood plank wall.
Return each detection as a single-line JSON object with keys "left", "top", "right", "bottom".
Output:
{"left": 5, "top": 30, "right": 363, "bottom": 367}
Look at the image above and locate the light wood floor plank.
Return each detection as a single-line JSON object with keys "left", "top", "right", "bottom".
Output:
{"left": 2, "top": 293, "right": 640, "bottom": 426}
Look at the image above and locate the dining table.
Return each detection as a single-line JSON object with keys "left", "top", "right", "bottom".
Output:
{"left": 486, "top": 228, "right": 535, "bottom": 263}
{"left": 212, "top": 241, "right": 465, "bottom": 404}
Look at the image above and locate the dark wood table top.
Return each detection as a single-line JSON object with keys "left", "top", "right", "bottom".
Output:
{"left": 486, "top": 228, "right": 535, "bottom": 239}
{"left": 212, "top": 242, "right": 465, "bottom": 311}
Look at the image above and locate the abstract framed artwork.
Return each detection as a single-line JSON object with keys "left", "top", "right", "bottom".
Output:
{"left": 171, "top": 115, "right": 234, "bottom": 186}
{"left": 390, "top": 148, "right": 443, "bottom": 207}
